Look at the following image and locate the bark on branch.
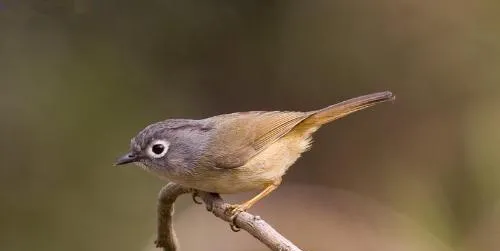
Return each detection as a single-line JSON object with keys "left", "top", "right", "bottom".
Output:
{"left": 155, "top": 183, "right": 303, "bottom": 251}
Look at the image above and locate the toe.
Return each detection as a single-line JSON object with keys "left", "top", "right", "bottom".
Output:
{"left": 225, "top": 204, "right": 235, "bottom": 214}
{"left": 231, "top": 206, "right": 245, "bottom": 215}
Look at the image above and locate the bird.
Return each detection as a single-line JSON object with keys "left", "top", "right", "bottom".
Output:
{"left": 115, "top": 91, "right": 394, "bottom": 215}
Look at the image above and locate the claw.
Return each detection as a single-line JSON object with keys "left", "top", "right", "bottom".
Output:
{"left": 225, "top": 204, "right": 246, "bottom": 232}
{"left": 206, "top": 203, "right": 213, "bottom": 212}
{"left": 230, "top": 222, "right": 241, "bottom": 232}
{"left": 229, "top": 209, "right": 242, "bottom": 232}
{"left": 192, "top": 192, "right": 202, "bottom": 204}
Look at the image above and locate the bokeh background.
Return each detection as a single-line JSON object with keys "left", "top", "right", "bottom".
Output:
{"left": 1, "top": 1, "right": 500, "bottom": 250}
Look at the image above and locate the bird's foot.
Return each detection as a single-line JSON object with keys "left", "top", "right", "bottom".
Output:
{"left": 191, "top": 191, "right": 203, "bottom": 204}
{"left": 225, "top": 203, "right": 251, "bottom": 232}
{"left": 225, "top": 203, "right": 250, "bottom": 215}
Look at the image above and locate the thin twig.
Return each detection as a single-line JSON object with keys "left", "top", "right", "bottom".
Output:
{"left": 155, "top": 183, "right": 303, "bottom": 251}
{"left": 155, "top": 183, "right": 192, "bottom": 251}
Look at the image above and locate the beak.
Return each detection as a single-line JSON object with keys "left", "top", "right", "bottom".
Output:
{"left": 114, "top": 152, "right": 139, "bottom": 166}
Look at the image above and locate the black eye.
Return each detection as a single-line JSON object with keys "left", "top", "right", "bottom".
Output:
{"left": 152, "top": 144, "right": 165, "bottom": 155}
{"left": 148, "top": 140, "right": 169, "bottom": 158}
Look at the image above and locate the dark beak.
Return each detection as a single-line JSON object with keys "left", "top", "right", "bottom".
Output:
{"left": 114, "top": 152, "right": 139, "bottom": 166}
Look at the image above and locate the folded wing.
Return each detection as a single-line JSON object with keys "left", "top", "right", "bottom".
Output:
{"left": 205, "top": 111, "right": 311, "bottom": 169}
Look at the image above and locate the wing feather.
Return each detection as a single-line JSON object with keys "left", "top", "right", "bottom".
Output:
{"left": 204, "top": 111, "right": 311, "bottom": 169}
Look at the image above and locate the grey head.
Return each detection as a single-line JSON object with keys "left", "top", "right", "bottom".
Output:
{"left": 115, "top": 119, "right": 213, "bottom": 174}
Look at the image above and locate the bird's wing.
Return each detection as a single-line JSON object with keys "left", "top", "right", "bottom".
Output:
{"left": 204, "top": 111, "right": 311, "bottom": 169}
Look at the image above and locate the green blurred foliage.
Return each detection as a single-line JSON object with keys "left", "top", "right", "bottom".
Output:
{"left": 1, "top": 1, "right": 500, "bottom": 250}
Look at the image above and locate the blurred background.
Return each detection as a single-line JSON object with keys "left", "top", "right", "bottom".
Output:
{"left": 1, "top": 1, "right": 500, "bottom": 250}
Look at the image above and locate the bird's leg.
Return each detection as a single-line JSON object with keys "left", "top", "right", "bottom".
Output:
{"left": 226, "top": 179, "right": 281, "bottom": 215}
{"left": 225, "top": 179, "right": 282, "bottom": 232}
{"left": 225, "top": 180, "right": 281, "bottom": 231}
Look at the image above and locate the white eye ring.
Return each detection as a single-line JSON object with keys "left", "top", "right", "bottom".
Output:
{"left": 147, "top": 140, "right": 169, "bottom": 159}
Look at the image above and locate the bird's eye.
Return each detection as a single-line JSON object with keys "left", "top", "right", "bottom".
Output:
{"left": 147, "top": 140, "right": 169, "bottom": 158}
{"left": 152, "top": 144, "right": 164, "bottom": 154}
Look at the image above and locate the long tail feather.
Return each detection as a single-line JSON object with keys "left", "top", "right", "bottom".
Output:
{"left": 305, "top": 91, "right": 395, "bottom": 125}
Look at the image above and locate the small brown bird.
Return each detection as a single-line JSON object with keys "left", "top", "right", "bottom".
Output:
{"left": 116, "top": 91, "right": 394, "bottom": 214}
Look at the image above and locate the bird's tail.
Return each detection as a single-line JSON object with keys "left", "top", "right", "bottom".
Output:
{"left": 304, "top": 91, "right": 395, "bottom": 126}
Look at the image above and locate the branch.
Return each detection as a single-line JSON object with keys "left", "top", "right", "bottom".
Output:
{"left": 155, "top": 183, "right": 192, "bottom": 251}
{"left": 155, "top": 183, "right": 303, "bottom": 251}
